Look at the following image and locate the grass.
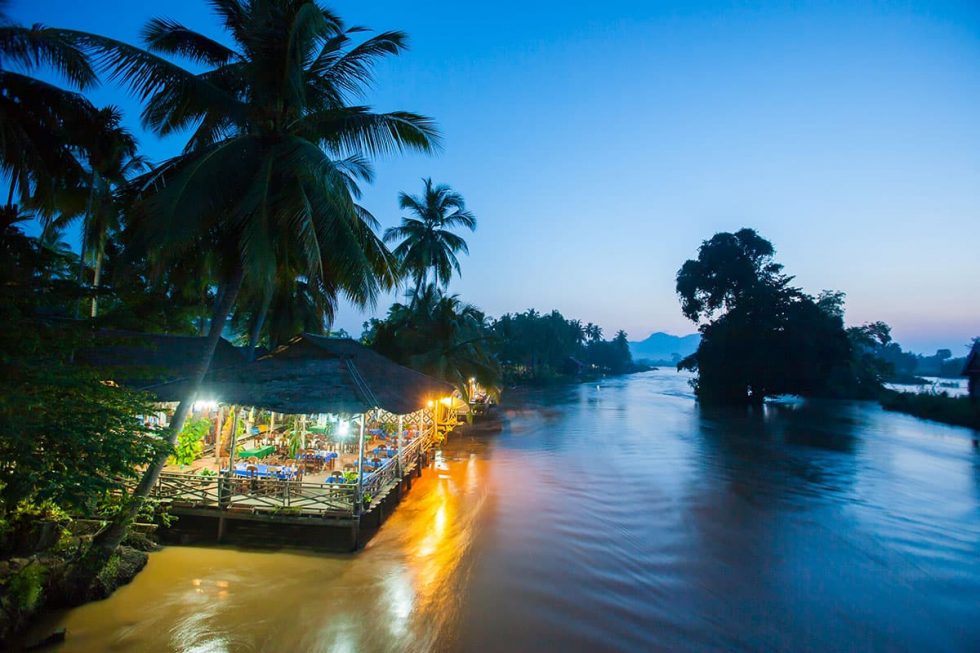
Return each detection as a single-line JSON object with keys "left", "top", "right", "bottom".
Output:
{"left": 879, "top": 389, "right": 980, "bottom": 430}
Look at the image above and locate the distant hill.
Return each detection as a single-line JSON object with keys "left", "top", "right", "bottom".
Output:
{"left": 629, "top": 332, "right": 700, "bottom": 364}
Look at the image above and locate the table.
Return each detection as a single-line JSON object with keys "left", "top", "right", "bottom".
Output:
{"left": 228, "top": 463, "right": 298, "bottom": 480}
{"left": 238, "top": 445, "right": 275, "bottom": 459}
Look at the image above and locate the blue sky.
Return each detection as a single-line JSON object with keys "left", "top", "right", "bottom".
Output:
{"left": 11, "top": 0, "right": 980, "bottom": 354}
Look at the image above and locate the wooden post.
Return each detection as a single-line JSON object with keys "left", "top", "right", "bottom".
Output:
{"left": 218, "top": 407, "right": 240, "bottom": 543}
{"left": 227, "top": 407, "right": 241, "bottom": 470}
{"left": 214, "top": 406, "right": 224, "bottom": 448}
{"left": 355, "top": 414, "right": 366, "bottom": 514}
{"left": 432, "top": 402, "right": 439, "bottom": 441}
{"left": 300, "top": 414, "right": 307, "bottom": 450}
{"left": 396, "top": 414, "right": 404, "bottom": 477}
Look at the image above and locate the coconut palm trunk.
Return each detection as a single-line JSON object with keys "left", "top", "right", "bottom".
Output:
{"left": 75, "top": 265, "right": 244, "bottom": 580}
{"left": 246, "top": 287, "right": 274, "bottom": 361}
{"left": 75, "top": 172, "right": 98, "bottom": 317}
{"left": 89, "top": 247, "right": 103, "bottom": 317}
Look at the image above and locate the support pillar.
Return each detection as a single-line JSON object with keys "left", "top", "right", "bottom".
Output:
{"left": 355, "top": 414, "right": 366, "bottom": 512}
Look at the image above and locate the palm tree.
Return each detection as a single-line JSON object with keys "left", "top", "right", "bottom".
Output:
{"left": 71, "top": 0, "right": 439, "bottom": 566}
{"left": 0, "top": 0, "right": 98, "bottom": 208}
{"left": 78, "top": 107, "right": 147, "bottom": 317}
{"left": 383, "top": 178, "right": 476, "bottom": 299}
{"left": 366, "top": 284, "right": 501, "bottom": 400}
{"left": 234, "top": 268, "right": 334, "bottom": 356}
{"left": 48, "top": 106, "right": 148, "bottom": 317}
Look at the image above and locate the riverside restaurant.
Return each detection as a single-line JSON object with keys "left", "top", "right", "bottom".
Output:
{"left": 84, "top": 332, "right": 463, "bottom": 549}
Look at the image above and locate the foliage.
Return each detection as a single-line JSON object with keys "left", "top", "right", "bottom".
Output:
{"left": 168, "top": 418, "right": 210, "bottom": 467}
{"left": 0, "top": 295, "right": 168, "bottom": 515}
{"left": 676, "top": 229, "right": 881, "bottom": 404}
{"left": 286, "top": 428, "right": 302, "bottom": 459}
{"left": 363, "top": 285, "right": 501, "bottom": 398}
{"left": 868, "top": 338, "right": 975, "bottom": 381}
{"left": 0, "top": 0, "right": 100, "bottom": 208}
{"left": 879, "top": 390, "right": 980, "bottom": 430}
{"left": 0, "top": 500, "right": 72, "bottom": 556}
{"left": 92, "top": 492, "right": 172, "bottom": 528}
{"left": 6, "top": 562, "right": 47, "bottom": 611}
{"left": 71, "top": 0, "right": 439, "bottom": 329}
{"left": 490, "top": 309, "right": 633, "bottom": 382}
{"left": 383, "top": 178, "right": 476, "bottom": 297}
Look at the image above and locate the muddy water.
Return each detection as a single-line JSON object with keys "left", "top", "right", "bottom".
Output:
{"left": 26, "top": 371, "right": 980, "bottom": 652}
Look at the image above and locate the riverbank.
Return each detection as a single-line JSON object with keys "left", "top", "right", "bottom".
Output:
{"left": 0, "top": 529, "right": 154, "bottom": 648}
{"left": 879, "top": 389, "right": 980, "bottom": 431}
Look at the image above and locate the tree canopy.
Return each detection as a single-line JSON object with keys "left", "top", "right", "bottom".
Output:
{"left": 383, "top": 178, "right": 476, "bottom": 299}
{"left": 676, "top": 229, "right": 887, "bottom": 404}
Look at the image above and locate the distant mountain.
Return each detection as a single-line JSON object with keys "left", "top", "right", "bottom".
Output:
{"left": 629, "top": 332, "right": 700, "bottom": 364}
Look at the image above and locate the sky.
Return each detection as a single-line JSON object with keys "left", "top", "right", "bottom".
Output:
{"left": 10, "top": 0, "right": 980, "bottom": 354}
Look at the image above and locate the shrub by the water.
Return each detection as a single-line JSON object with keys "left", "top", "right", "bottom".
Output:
{"left": 880, "top": 390, "right": 980, "bottom": 430}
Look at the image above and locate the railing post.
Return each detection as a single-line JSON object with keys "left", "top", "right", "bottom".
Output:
{"left": 355, "top": 413, "right": 366, "bottom": 515}
{"left": 227, "top": 407, "right": 240, "bottom": 474}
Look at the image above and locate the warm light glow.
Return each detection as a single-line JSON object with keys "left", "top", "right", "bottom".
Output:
{"left": 338, "top": 420, "right": 350, "bottom": 437}
{"left": 427, "top": 400, "right": 434, "bottom": 408}
{"left": 440, "top": 397, "right": 453, "bottom": 406}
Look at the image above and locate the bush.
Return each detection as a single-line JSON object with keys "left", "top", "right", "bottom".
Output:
{"left": 168, "top": 418, "right": 210, "bottom": 466}
{"left": 880, "top": 390, "right": 980, "bottom": 430}
{"left": 7, "top": 563, "right": 47, "bottom": 611}
{"left": 0, "top": 501, "right": 71, "bottom": 556}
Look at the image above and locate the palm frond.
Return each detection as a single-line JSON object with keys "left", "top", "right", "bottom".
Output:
{"left": 296, "top": 107, "right": 440, "bottom": 156}
{"left": 142, "top": 18, "right": 238, "bottom": 65}
{"left": 0, "top": 25, "right": 97, "bottom": 89}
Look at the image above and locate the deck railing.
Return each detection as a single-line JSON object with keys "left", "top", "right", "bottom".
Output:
{"left": 151, "top": 422, "right": 439, "bottom": 518}
{"left": 152, "top": 472, "right": 357, "bottom": 517}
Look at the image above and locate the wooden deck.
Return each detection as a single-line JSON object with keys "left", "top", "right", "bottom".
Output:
{"left": 150, "top": 425, "right": 439, "bottom": 550}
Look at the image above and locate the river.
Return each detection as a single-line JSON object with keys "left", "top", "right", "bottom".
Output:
{"left": 25, "top": 370, "right": 980, "bottom": 652}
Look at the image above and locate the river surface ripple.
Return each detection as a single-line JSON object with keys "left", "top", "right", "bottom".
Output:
{"left": 27, "top": 370, "right": 980, "bottom": 652}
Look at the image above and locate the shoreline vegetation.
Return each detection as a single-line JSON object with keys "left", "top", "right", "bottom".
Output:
{"left": 880, "top": 390, "right": 980, "bottom": 431}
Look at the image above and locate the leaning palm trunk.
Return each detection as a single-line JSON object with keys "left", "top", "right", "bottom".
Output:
{"left": 70, "top": 266, "right": 244, "bottom": 589}
{"left": 75, "top": 173, "right": 97, "bottom": 317}
{"left": 245, "top": 288, "right": 273, "bottom": 362}
{"left": 89, "top": 246, "right": 103, "bottom": 317}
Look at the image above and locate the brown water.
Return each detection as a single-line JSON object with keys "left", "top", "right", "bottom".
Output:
{"left": 25, "top": 371, "right": 980, "bottom": 652}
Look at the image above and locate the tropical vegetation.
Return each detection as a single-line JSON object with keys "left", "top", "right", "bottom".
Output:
{"left": 491, "top": 309, "right": 635, "bottom": 382}
{"left": 383, "top": 178, "right": 477, "bottom": 300}
{"left": 676, "top": 228, "right": 891, "bottom": 404}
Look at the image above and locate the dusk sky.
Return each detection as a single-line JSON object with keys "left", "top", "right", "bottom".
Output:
{"left": 12, "top": 0, "right": 979, "bottom": 354}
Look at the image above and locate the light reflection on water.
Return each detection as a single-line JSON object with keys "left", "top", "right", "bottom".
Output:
{"left": 26, "top": 370, "right": 980, "bottom": 652}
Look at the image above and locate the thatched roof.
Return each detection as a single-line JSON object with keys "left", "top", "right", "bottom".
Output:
{"left": 78, "top": 330, "right": 246, "bottom": 392}
{"left": 153, "top": 334, "right": 454, "bottom": 415}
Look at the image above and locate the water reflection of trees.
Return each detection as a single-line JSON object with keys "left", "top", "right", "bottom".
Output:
{"left": 694, "top": 398, "right": 863, "bottom": 507}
